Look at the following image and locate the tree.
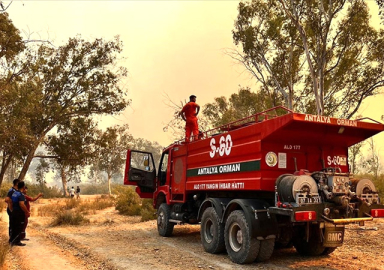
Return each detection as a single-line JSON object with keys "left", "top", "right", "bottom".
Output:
{"left": 45, "top": 117, "right": 99, "bottom": 196}
{"left": 203, "top": 87, "right": 279, "bottom": 127}
{"left": 35, "top": 156, "right": 50, "bottom": 185}
{"left": 14, "top": 35, "right": 129, "bottom": 181}
{"left": 348, "top": 141, "right": 364, "bottom": 175}
{"left": 92, "top": 125, "right": 132, "bottom": 195}
{"left": 131, "top": 138, "right": 164, "bottom": 168}
{"left": 362, "top": 138, "right": 381, "bottom": 179}
{"left": 232, "top": 0, "right": 384, "bottom": 118}
{"left": 0, "top": 13, "right": 28, "bottom": 185}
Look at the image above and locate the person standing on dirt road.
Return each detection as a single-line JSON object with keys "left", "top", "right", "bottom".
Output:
{"left": 10, "top": 181, "right": 30, "bottom": 246}
{"left": 5, "top": 179, "right": 20, "bottom": 237}
{"left": 21, "top": 186, "right": 43, "bottom": 241}
{"left": 76, "top": 186, "right": 81, "bottom": 199}
{"left": 179, "top": 95, "right": 200, "bottom": 143}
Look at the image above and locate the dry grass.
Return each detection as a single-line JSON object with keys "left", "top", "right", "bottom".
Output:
{"left": 0, "top": 201, "right": 5, "bottom": 212}
{"left": 0, "top": 236, "right": 9, "bottom": 267}
{"left": 50, "top": 211, "right": 90, "bottom": 226}
{"left": 37, "top": 203, "right": 64, "bottom": 217}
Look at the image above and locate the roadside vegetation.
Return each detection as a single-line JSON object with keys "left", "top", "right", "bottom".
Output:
{"left": 34, "top": 185, "right": 155, "bottom": 226}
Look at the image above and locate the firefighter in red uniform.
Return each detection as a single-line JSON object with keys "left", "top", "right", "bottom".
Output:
{"left": 180, "top": 95, "right": 200, "bottom": 142}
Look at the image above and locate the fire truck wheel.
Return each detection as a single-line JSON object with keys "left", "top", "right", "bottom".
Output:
{"left": 157, "top": 203, "right": 174, "bottom": 237}
{"left": 255, "top": 239, "right": 274, "bottom": 262}
{"left": 322, "top": 247, "right": 337, "bottom": 256}
{"left": 224, "top": 210, "right": 260, "bottom": 264}
{"left": 293, "top": 225, "right": 325, "bottom": 256}
{"left": 201, "top": 207, "right": 225, "bottom": 254}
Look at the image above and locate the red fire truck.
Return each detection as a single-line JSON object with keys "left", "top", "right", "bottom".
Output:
{"left": 124, "top": 107, "right": 384, "bottom": 264}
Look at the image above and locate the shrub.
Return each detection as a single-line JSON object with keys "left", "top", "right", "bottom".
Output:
{"left": 64, "top": 198, "right": 81, "bottom": 210}
{"left": 50, "top": 210, "right": 89, "bottom": 226}
{"left": 141, "top": 199, "right": 156, "bottom": 222}
{"left": 25, "top": 183, "right": 63, "bottom": 198}
{"left": 37, "top": 204, "right": 64, "bottom": 217}
{"left": 77, "top": 196, "right": 115, "bottom": 212}
{"left": 0, "top": 183, "right": 10, "bottom": 198}
{"left": 115, "top": 186, "right": 141, "bottom": 216}
{"left": 80, "top": 184, "right": 109, "bottom": 195}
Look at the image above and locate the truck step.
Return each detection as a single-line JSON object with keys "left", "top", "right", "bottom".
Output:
{"left": 169, "top": 219, "right": 184, "bottom": 224}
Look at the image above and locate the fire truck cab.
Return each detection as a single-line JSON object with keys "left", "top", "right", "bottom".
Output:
{"left": 124, "top": 107, "right": 384, "bottom": 264}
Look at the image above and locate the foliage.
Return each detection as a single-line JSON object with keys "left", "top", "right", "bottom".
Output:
{"left": 80, "top": 183, "right": 110, "bottom": 195}
{"left": 115, "top": 185, "right": 141, "bottom": 216}
{"left": 91, "top": 125, "right": 132, "bottom": 194}
{"left": 140, "top": 199, "right": 156, "bottom": 222}
{"left": 0, "top": 184, "right": 9, "bottom": 198}
{"left": 35, "top": 156, "right": 51, "bottom": 185}
{"left": 360, "top": 138, "right": 381, "bottom": 179}
{"left": 232, "top": 0, "right": 384, "bottom": 117}
{"left": 354, "top": 173, "right": 384, "bottom": 199}
{"left": 45, "top": 117, "right": 100, "bottom": 194}
{"left": 50, "top": 210, "right": 90, "bottom": 226}
{"left": 203, "top": 87, "right": 280, "bottom": 127}
{"left": 130, "top": 138, "right": 164, "bottom": 168}
{"left": 37, "top": 203, "right": 63, "bottom": 217}
{"left": 0, "top": 13, "right": 29, "bottom": 186}
{"left": 25, "top": 183, "right": 63, "bottom": 199}
{"left": 38, "top": 196, "right": 114, "bottom": 218}
{"left": 0, "top": 20, "right": 130, "bottom": 186}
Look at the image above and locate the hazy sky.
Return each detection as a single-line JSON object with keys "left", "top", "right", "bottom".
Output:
{"left": 7, "top": 1, "right": 384, "bottom": 158}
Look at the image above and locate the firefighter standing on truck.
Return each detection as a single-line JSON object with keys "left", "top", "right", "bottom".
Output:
{"left": 179, "top": 95, "right": 200, "bottom": 142}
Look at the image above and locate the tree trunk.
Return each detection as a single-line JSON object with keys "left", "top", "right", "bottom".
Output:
{"left": 0, "top": 154, "right": 12, "bottom": 187}
{"left": 108, "top": 174, "right": 112, "bottom": 195}
{"left": 61, "top": 166, "right": 69, "bottom": 196}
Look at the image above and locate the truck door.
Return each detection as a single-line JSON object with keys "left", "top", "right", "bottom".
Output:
{"left": 124, "top": 150, "right": 156, "bottom": 198}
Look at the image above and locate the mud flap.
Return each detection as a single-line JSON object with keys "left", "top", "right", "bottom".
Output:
{"left": 323, "top": 226, "right": 344, "bottom": 247}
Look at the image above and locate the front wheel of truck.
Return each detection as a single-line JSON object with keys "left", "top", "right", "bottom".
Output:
{"left": 157, "top": 203, "right": 174, "bottom": 237}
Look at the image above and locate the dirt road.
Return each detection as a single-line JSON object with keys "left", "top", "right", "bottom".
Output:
{"left": 2, "top": 197, "right": 384, "bottom": 270}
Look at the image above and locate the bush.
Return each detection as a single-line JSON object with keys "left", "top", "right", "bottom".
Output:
{"left": 64, "top": 198, "right": 81, "bottom": 210}
{"left": 115, "top": 186, "right": 141, "bottom": 216}
{"left": 50, "top": 210, "right": 89, "bottom": 226}
{"left": 140, "top": 199, "right": 156, "bottom": 222}
{"left": 80, "top": 184, "right": 109, "bottom": 195}
{"left": 0, "top": 183, "right": 10, "bottom": 198}
{"left": 37, "top": 203, "right": 64, "bottom": 217}
{"left": 77, "top": 196, "right": 115, "bottom": 212}
{"left": 25, "top": 183, "right": 63, "bottom": 198}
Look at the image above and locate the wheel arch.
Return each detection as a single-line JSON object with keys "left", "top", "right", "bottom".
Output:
{"left": 198, "top": 198, "right": 231, "bottom": 221}
{"left": 155, "top": 192, "right": 167, "bottom": 209}
{"left": 223, "top": 199, "right": 278, "bottom": 239}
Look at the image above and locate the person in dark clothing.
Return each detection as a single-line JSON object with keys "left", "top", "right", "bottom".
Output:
{"left": 21, "top": 186, "right": 43, "bottom": 240}
{"left": 75, "top": 186, "right": 81, "bottom": 199}
{"left": 5, "top": 179, "right": 20, "bottom": 237}
{"left": 10, "top": 181, "right": 30, "bottom": 246}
